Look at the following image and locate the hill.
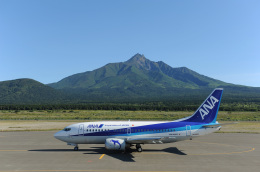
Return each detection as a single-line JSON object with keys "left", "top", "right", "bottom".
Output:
{"left": 0, "top": 79, "right": 66, "bottom": 104}
{"left": 49, "top": 54, "right": 230, "bottom": 90}
{"left": 48, "top": 54, "right": 260, "bottom": 103}
{"left": 1, "top": 54, "right": 260, "bottom": 105}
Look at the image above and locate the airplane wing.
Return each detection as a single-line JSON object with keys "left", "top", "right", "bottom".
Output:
{"left": 126, "top": 137, "right": 173, "bottom": 144}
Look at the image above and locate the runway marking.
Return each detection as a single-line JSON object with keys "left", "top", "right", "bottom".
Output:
{"left": 99, "top": 154, "right": 105, "bottom": 159}
{"left": 139, "top": 141, "right": 255, "bottom": 156}
{"left": 189, "top": 147, "right": 255, "bottom": 155}
{"left": 192, "top": 140, "right": 252, "bottom": 148}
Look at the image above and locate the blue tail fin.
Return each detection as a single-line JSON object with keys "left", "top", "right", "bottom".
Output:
{"left": 182, "top": 88, "right": 223, "bottom": 123}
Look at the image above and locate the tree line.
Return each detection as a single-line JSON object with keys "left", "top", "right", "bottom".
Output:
{"left": 0, "top": 102, "right": 259, "bottom": 111}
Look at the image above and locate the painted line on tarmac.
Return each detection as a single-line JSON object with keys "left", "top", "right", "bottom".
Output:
{"left": 99, "top": 154, "right": 105, "bottom": 159}
{"left": 190, "top": 140, "right": 255, "bottom": 155}
{"left": 189, "top": 147, "right": 255, "bottom": 155}
{"left": 139, "top": 141, "right": 255, "bottom": 156}
{"left": 192, "top": 140, "right": 253, "bottom": 148}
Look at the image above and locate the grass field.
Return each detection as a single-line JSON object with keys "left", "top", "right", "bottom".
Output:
{"left": 0, "top": 110, "right": 260, "bottom": 121}
{"left": 0, "top": 110, "right": 259, "bottom": 133}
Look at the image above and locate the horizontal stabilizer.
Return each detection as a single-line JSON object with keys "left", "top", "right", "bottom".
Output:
{"left": 202, "top": 122, "right": 238, "bottom": 128}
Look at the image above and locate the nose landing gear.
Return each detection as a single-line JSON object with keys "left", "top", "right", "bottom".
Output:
{"left": 67, "top": 143, "right": 79, "bottom": 151}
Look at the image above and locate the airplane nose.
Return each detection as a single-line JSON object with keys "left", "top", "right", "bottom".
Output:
{"left": 54, "top": 131, "right": 63, "bottom": 140}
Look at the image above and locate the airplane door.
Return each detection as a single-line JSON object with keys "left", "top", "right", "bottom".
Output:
{"left": 127, "top": 128, "right": 131, "bottom": 135}
{"left": 78, "top": 124, "right": 84, "bottom": 135}
{"left": 186, "top": 125, "right": 191, "bottom": 136}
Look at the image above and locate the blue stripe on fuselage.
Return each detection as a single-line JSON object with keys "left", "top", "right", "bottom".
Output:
{"left": 72, "top": 121, "right": 206, "bottom": 137}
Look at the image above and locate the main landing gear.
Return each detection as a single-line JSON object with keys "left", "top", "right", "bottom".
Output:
{"left": 136, "top": 144, "right": 142, "bottom": 152}
{"left": 74, "top": 146, "right": 79, "bottom": 151}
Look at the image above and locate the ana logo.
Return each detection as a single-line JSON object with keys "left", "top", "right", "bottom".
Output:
{"left": 111, "top": 139, "right": 121, "bottom": 149}
{"left": 87, "top": 124, "right": 104, "bottom": 128}
{"left": 199, "top": 96, "right": 219, "bottom": 120}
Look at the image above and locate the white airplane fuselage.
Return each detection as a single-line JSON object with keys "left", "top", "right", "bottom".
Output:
{"left": 54, "top": 88, "right": 223, "bottom": 152}
{"left": 55, "top": 121, "right": 220, "bottom": 144}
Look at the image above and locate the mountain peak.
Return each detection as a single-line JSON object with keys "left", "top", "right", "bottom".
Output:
{"left": 126, "top": 53, "right": 146, "bottom": 63}
{"left": 125, "top": 53, "right": 157, "bottom": 70}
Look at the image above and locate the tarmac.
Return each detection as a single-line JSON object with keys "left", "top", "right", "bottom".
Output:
{"left": 0, "top": 131, "right": 259, "bottom": 172}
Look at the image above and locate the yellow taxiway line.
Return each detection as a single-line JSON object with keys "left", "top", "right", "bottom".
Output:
{"left": 99, "top": 154, "right": 105, "bottom": 159}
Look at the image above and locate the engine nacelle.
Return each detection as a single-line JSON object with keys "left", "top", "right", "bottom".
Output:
{"left": 105, "top": 138, "right": 126, "bottom": 151}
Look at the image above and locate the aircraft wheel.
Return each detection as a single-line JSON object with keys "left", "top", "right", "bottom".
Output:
{"left": 74, "top": 146, "right": 79, "bottom": 151}
{"left": 137, "top": 147, "right": 142, "bottom": 152}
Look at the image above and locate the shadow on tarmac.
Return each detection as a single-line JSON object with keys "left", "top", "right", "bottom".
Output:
{"left": 29, "top": 146, "right": 186, "bottom": 162}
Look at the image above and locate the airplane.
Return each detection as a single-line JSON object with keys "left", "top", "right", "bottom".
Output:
{"left": 54, "top": 88, "right": 223, "bottom": 152}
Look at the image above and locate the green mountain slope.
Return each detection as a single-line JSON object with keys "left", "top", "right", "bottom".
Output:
{"left": 1, "top": 54, "right": 260, "bottom": 104}
{"left": 0, "top": 79, "right": 66, "bottom": 104}
{"left": 49, "top": 54, "right": 231, "bottom": 90}
{"left": 47, "top": 53, "right": 260, "bottom": 102}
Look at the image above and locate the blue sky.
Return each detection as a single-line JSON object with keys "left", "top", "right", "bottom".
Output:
{"left": 0, "top": 0, "right": 259, "bottom": 87}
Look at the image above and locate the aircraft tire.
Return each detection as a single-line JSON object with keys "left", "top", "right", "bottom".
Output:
{"left": 74, "top": 146, "right": 79, "bottom": 151}
{"left": 137, "top": 147, "right": 142, "bottom": 152}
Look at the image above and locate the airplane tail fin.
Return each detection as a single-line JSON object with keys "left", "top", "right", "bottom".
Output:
{"left": 181, "top": 88, "right": 223, "bottom": 123}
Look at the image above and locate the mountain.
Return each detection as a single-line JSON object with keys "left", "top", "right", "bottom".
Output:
{"left": 0, "top": 79, "right": 66, "bottom": 104}
{"left": 48, "top": 54, "right": 260, "bottom": 102}
{"left": 49, "top": 53, "right": 229, "bottom": 90}
{"left": 1, "top": 54, "right": 259, "bottom": 105}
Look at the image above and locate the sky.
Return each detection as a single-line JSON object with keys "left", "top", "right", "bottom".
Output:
{"left": 0, "top": 0, "right": 259, "bottom": 87}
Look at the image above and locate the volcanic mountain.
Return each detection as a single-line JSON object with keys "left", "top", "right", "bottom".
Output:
{"left": 1, "top": 54, "right": 259, "bottom": 104}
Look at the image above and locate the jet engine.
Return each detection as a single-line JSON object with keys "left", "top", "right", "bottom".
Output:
{"left": 105, "top": 138, "right": 126, "bottom": 151}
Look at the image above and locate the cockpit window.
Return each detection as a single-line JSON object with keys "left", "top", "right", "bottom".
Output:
{"left": 63, "top": 128, "right": 71, "bottom": 131}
